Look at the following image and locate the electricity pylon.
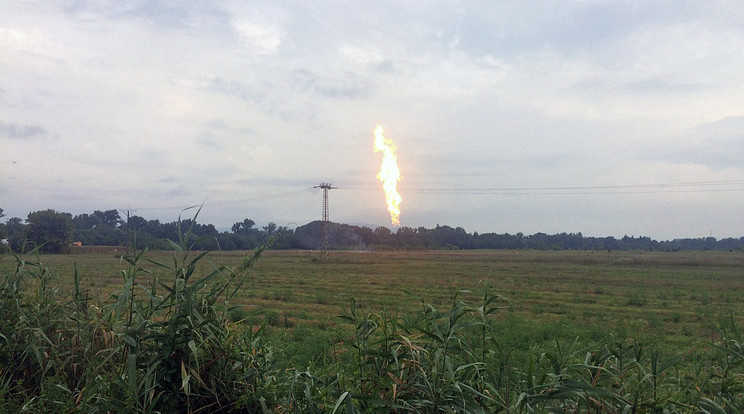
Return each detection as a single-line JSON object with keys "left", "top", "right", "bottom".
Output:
{"left": 314, "top": 182, "right": 337, "bottom": 258}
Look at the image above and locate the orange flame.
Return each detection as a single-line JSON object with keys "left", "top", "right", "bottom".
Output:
{"left": 373, "top": 124, "right": 402, "bottom": 226}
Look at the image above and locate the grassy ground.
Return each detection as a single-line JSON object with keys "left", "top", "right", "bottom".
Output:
{"left": 10, "top": 249, "right": 744, "bottom": 350}
{"left": 3, "top": 248, "right": 744, "bottom": 412}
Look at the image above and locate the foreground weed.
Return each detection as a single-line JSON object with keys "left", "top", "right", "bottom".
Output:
{"left": 333, "top": 289, "right": 512, "bottom": 412}
{"left": 109, "top": 208, "right": 270, "bottom": 413}
{"left": 4, "top": 243, "right": 744, "bottom": 413}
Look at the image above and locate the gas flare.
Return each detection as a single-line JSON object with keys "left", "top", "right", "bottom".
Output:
{"left": 373, "top": 123, "right": 402, "bottom": 226}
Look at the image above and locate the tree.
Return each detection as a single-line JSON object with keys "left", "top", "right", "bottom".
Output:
{"left": 73, "top": 211, "right": 125, "bottom": 246}
{"left": 373, "top": 226, "right": 393, "bottom": 247}
{"left": 0, "top": 208, "right": 6, "bottom": 239}
{"left": 122, "top": 215, "right": 155, "bottom": 250}
{"left": 263, "top": 222, "right": 277, "bottom": 236}
{"left": 231, "top": 219, "right": 256, "bottom": 234}
{"left": 603, "top": 236, "right": 618, "bottom": 252}
{"left": 73, "top": 213, "right": 101, "bottom": 230}
{"left": 5, "top": 217, "right": 24, "bottom": 251}
{"left": 397, "top": 226, "right": 420, "bottom": 249}
{"left": 270, "top": 225, "right": 298, "bottom": 249}
{"left": 26, "top": 209, "right": 74, "bottom": 253}
{"left": 93, "top": 209, "right": 122, "bottom": 228}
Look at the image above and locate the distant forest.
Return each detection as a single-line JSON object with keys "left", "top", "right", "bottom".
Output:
{"left": 1, "top": 208, "right": 743, "bottom": 254}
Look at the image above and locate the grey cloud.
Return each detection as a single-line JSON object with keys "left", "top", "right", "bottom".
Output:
{"left": 136, "top": 145, "right": 167, "bottom": 162}
{"left": 204, "top": 119, "right": 229, "bottom": 130}
{"left": 197, "top": 119, "right": 256, "bottom": 149}
{"left": 63, "top": 0, "right": 230, "bottom": 31}
{"left": 235, "top": 178, "right": 314, "bottom": 188}
{"left": 455, "top": 2, "right": 702, "bottom": 58}
{"left": 196, "top": 132, "right": 219, "bottom": 149}
{"left": 143, "top": 184, "right": 192, "bottom": 199}
{"left": 621, "top": 78, "right": 704, "bottom": 94}
{"left": 209, "top": 78, "right": 266, "bottom": 104}
{"left": 375, "top": 60, "right": 396, "bottom": 74}
{"left": 203, "top": 119, "right": 254, "bottom": 135}
{"left": 291, "top": 69, "right": 373, "bottom": 99}
{"left": 0, "top": 122, "right": 48, "bottom": 139}
{"left": 695, "top": 116, "right": 744, "bottom": 139}
{"left": 414, "top": 152, "right": 585, "bottom": 181}
{"left": 571, "top": 77, "right": 706, "bottom": 97}
{"left": 658, "top": 116, "right": 744, "bottom": 168}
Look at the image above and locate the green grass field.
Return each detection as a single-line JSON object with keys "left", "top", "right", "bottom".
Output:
{"left": 17, "top": 249, "right": 744, "bottom": 347}
{"left": 3, "top": 248, "right": 744, "bottom": 412}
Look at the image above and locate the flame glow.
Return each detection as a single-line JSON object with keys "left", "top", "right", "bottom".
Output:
{"left": 373, "top": 123, "right": 402, "bottom": 226}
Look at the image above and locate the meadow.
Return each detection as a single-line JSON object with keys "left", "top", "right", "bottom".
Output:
{"left": 38, "top": 249, "right": 744, "bottom": 345}
{"left": 2, "top": 246, "right": 743, "bottom": 412}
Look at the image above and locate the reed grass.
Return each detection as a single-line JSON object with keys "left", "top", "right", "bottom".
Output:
{"left": 1, "top": 217, "right": 744, "bottom": 412}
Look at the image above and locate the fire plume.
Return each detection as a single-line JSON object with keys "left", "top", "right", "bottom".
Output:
{"left": 373, "top": 124, "right": 402, "bottom": 226}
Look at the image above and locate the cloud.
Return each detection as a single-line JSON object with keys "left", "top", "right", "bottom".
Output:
{"left": 290, "top": 69, "right": 374, "bottom": 99}
{"left": 1, "top": 1, "right": 743, "bottom": 239}
{"left": 204, "top": 119, "right": 229, "bottom": 130}
{"left": 62, "top": 1, "right": 230, "bottom": 32}
{"left": 0, "top": 121, "right": 48, "bottom": 139}
{"left": 196, "top": 132, "right": 219, "bottom": 149}
{"left": 338, "top": 45, "right": 385, "bottom": 66}
{"left": 232, "top": 20, "right": 283, "bottom": 55}
{"left": 659, "top": 116, "right": 744, "bottom": 169}
{"left": 208, "top": 77, "right": 266, "bottom": 104}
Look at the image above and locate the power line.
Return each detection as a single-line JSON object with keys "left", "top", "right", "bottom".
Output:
{"left": 101, "top": 179, "right": 744, "bottom": 215}
{"left": 342, "top": 179, "right": 744, "bottom": 195}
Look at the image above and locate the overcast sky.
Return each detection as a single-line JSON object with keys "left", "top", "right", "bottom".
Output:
{"left": 2, "top": 1, "right": 743, "bottom": 240}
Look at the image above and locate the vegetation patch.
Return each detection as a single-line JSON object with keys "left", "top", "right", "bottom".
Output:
{"left": 2, "top": 218, "right": 744, "bottom": 412}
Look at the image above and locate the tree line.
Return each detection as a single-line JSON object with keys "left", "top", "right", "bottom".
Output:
{"left": 0, "top": 207, "right": 742, "bottom": 253}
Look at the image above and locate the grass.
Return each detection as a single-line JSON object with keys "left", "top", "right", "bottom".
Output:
{"left": 4, "top": 249, "right": 744, "bottom": 346}
{"left": 2, "top": 246, "right": 744, "bottom": 412}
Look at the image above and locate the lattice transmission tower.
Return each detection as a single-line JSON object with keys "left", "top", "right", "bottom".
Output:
{"left": 314, "top": 182, "right": 337, "bottom": 258}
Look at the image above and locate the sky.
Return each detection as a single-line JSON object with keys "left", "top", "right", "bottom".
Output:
{"left": 2, "top": 0, "right": 743, "bottom": 240}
